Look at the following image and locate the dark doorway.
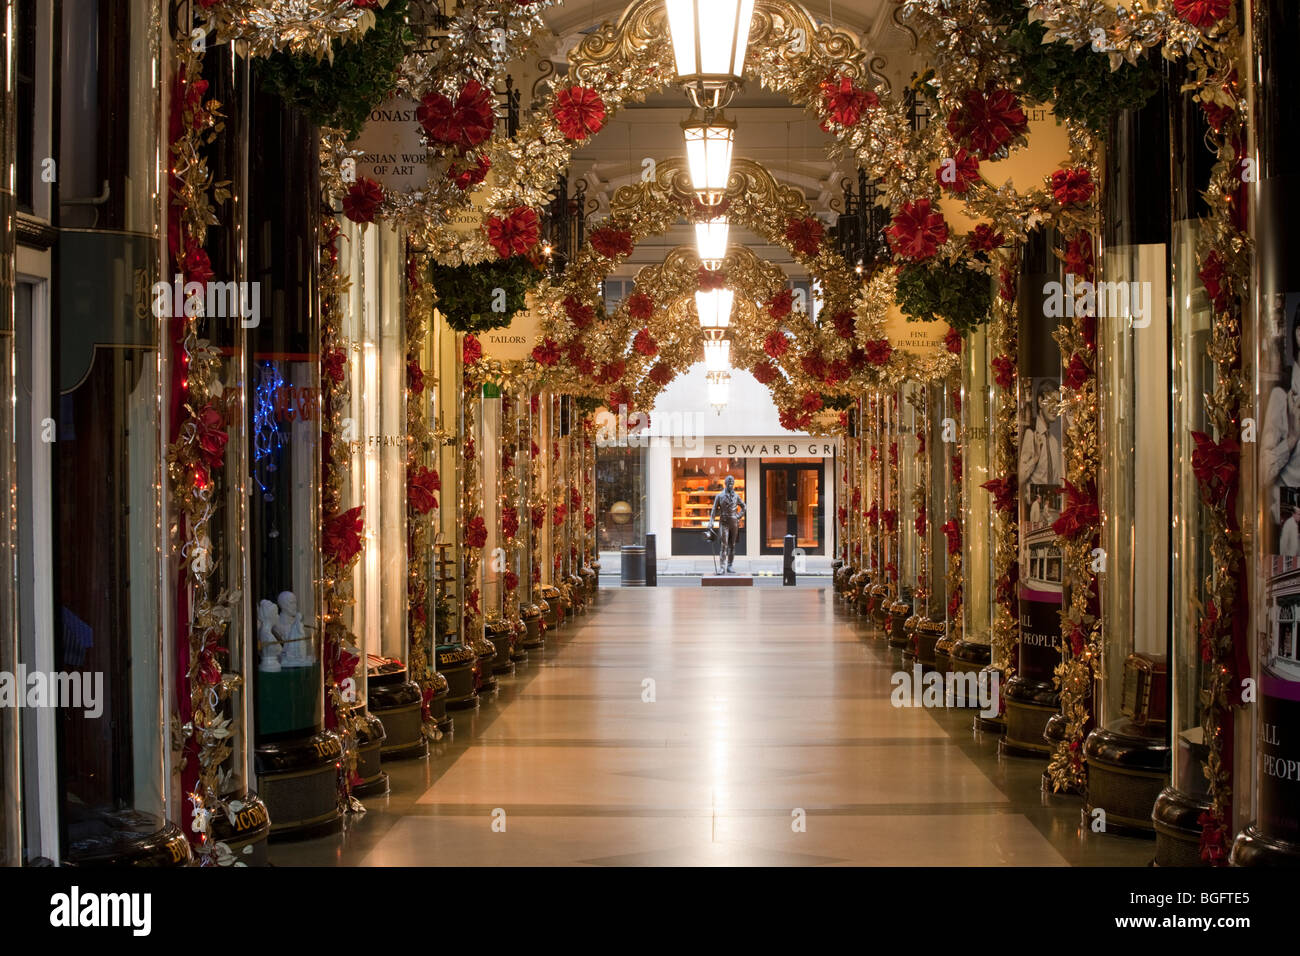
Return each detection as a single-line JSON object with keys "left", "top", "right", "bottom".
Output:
{"left": 760, "top": 460, "right": 824, "bottom": 555}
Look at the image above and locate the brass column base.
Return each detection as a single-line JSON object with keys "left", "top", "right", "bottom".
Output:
{"left": 1153, "top": 786, "right": 1211, "bottom": 866}
{"left": 1000, "top": 682, "right": 1056, "bottom": 758}
{"left": 1083, "top": 721, "right": 1168, "bottom": 837}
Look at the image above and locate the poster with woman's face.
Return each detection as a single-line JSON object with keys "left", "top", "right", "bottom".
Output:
{"left": 1017, "top": 377, "right": 1064, "bottom": 602}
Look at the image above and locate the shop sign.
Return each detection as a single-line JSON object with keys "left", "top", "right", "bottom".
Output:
{"left": 348, "top": 96, "right": 430, "bottom": 194}
{"left": 704, "top": 438, "right": 839, "bottom": 458}
{"left": 481, "top": 297, "right": 541, "bottom": 362}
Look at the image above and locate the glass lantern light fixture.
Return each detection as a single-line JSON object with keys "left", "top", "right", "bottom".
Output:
{"left": 694, "top": 217, "right": 729, "bottom": 269}
{"left": 682, "top": 110, "right": 736, "bottom": 206}
{"left": 703, "top": 337, "right": 731, "bottom": 374}
{"left": 695, "top": 286, "right": 734, "bottom": 334}
{"left": 665, "top": 0, "right": 755, "bottom": 109}
{"left": 707, "top": 370, "right": 731, "bottom": 414}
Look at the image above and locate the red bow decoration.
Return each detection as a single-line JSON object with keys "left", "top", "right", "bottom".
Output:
{"left": 1199, "top": 599, "right": 1219, "bottom": 663}
{"left": 408, "top": 466, "right": 440, "bottom": 515}
{"left": 1174, "top": 0, "right": 1231, "bottom": 30}
{"left": 342, "top": 178, "right": 385, "bottom": 224}
{"left": 627, "top": 292, "right": 654, "bottom": 320}
{"left": 785, "top": 216, "right": 824, "bottom": 257}
{"left": 563, "top": 295, "right": 595, "bottom": 328}
{"left": 1051, "top": 166, "right": 1095, "bottom": 206}
{"left": 1197, "top": 810, "right": 1229, "bottom": 866}
{"left": 194, "top": 403, "right": 229, "bottom": 470}
{"left": 502, "top": 506, "right": 520, "bottom": 539}
{"left": 887, "top": 199, "right": 949, "bottom": 261}
{"left": 952, "top": 454, "right": 963, "bottom": 482}
{"left": 553, "top": 86, "right": 607, "bottom": 140}
{"left": 998, "top": 266, "right": 1017, "bottom": 303}
{"left": 531, "top": 337, "right": 561, "bottom": 366}
{"left": 864, "top": 339, "right": 893, "bottom": 366}
{"left": 1065, "top": 231, "right": 1095, "bottom": 282}
{"left": 530, "top": 504, "right": 545, "bottom": 529}
{"left": 801, "top": 391, "right": 823, "bottom": 414}
{"left": 945, "top": 327, "right": 962, "bottom": 354}
{"left": 831, "top": 310, "right": 855, "bottom": 339}
{"left": 448, "top": 154, "right": 491, "bottom": 191}
{"left": 585, "top": 510, "right": 596, "bottom": 531}
{"left": 936, "top": 149, "right": 981, "bottom": 195}
{"left": 819, "top": 75, "right": 878, "bottom": 128}
{"left": 838, "top": 506, "right": 848, "bottom": 527}
{"left": 504, "top": 569, "right": 520, "bottom": 593}
{"left": 992, "top": 354, "right": 1016, "bottom": 390}
{"left": 947, "top": 588, "right": 962, "bottom": 618}
{"left": 1052, "top": 481, "right": 1100, "bottom": 539}
{"left": 589, "top": 226, "right": 635, "bottom": 259}
{"left": 407, "top": 359, "right": 425, "bottom": 394}
{"left": 553, "top": 504, "right": 567, "bottom": 527}
{"left": 882, "top": 509, "right": 898, "bottom": 532}
{"left": 465, "top": 516, "right": 488, "bottom": 550}
{"left": 462, "top": 334, "right": 482, "bottom": 365}
{"left": 866, "top": 502, "right": 879, "bottom": 528}
{"left": 417, "top": 80, "right": 494, "bottom": 151}
{"left": 1198, "top": 250, "right": 1230, "bottom": 312}
{"left": 967, "top": 223, "right": 1006, "bottom": 253}
{"left": 182, "top": 239, "right": 215, "bottom": 286}
{"left": 946, "top": 87, "right": 1028, "bottom": 160}
{"left": 323, "top": 506, "right": 365, "bottom": 567}
{"left": 1063, "top": 352, "right": 1091, "bottom": 390}
{"left": 486, "top": 207, "right": 540, "bottom": 259}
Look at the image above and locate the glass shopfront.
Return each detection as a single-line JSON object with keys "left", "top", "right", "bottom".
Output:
{"left": 596, "top": 444, "right": 646, "bottom": 550}
{"left": 760, "top": 458, "right": 824, "bottom": 554}
{"left": 671, "top": 457, "right": 745, "bottom": 556}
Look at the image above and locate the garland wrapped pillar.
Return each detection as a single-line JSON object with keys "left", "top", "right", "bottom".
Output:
{"left": 405, "top": 250, "right": 453, "bottom": 733}
{"left": 954, "top": 329, "right": 994, "bottom": 695}
{"left": 919, "top": 381, "right": 949, "bottom": 668}
{"left": 565, "top": 398, "right": 586, "bottom": 612}
{"left": 935, "top": 368, "right": 964, "bottom": 677}
{"left": 856, "top": 398, "right": 876, "bottom": 619}
{"left": 981, "top": 244, "right": 1022, "bottom": 736}
{"left": 585, "top": 416, "right": 600, "bottom": 602}
{"left": 884, "top": 390, "right": 904, "bottom": 635}
{"left": 1234, "top": 0, "right": 1300, "bottom": 867}
{"left": 500, "top": 389, "right": 529, "bottom": 661}
{"left": 522, "top": 391, "right": 546, "bottom": 647}
{"left": 460, "top": 348, "right": 498, "bottom": 696}
{"left": 893, "top": 383, "right": 922, "bottom": 650}
{"left": 1083, "top": 80, "right": 1174, "bottom": 831}
{"left": 868, "top": 390, "right": 890, "bottom": 628}
{"left": 1001, "top": 227, "right": 1067, "bottom": 761}
{"left": 538, "top": 391, "right": 561, "bottom": 630}
{"left": 833, "top": 406, "right": 850, "bottom": 596}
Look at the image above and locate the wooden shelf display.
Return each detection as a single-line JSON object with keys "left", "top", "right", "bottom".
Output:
{"left": 671, "top": 456, "right": 745, "bottom": 530}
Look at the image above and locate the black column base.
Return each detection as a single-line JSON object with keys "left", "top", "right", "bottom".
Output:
{"left": 887, "top": 602, "right": 911, "bottom": 648}
{"left": 1081, "top": 720, "right": 1168, "bottom": 835}
{"left": 438, "top": 643, "right": 479, "bottom": 711}
{"left": 370, "top": 678, "right": 428, "bottom": 761}
{"left": 522, "top": 602, "right": 545, "bottom": 649}
{"left": 1000, "top": 676, "right": 1057, "bottom": 758}
{"left": 469, "top": 634, "right": 499, "bottom": 694}
{"left": 64, "top": 811, "right": 193, "bottom": 867}
{"left": 1231, "top": 825, "right": 1300, "bottom": 866}
{"left": 1152, "top": 785, "right": 1212, "bottom": 866}
{"left": 207, "top": 790, "right": 272, "bottom": 865}
{"left": 351, "top": 709, "right": 389, "bottom": 796}
{"left": 486, "top": 620, "right": 517, "bottom": 676}
{"left": 255, "top": 730, "right": 345, "bottom": 842}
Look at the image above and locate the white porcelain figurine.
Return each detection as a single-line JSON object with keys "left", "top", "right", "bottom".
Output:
{"left": 274, "top": 590, "right": 311, "bottom": 667}
{"left": 257, "top": 599, "right": 282, "bottom": 672}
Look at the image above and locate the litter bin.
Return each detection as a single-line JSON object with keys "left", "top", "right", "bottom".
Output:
{"left": 645, "top": 533, "right": 658, "bottom": 587}
{"left": 620, "top": 545, "right": 646, "bottom": 587}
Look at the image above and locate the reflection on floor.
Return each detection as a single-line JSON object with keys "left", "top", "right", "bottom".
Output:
{"left": 271, "top": 587, "right": 1155, "bottom": 867}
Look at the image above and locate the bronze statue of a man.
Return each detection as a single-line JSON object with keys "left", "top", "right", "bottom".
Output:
{"left": 707, "top": 474, "right": 746, "bottom": 573}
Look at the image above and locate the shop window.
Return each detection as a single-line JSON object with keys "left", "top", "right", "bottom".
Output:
{"left": 596, "top": 445, "right": 645, "bottom": 550}
{"left": 673, "top": 457, "right": 744, "bottom": 530}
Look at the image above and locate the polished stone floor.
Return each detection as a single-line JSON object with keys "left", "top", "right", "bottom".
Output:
{"left": 271, "top": 587, "right": 1155, "bottom": 866}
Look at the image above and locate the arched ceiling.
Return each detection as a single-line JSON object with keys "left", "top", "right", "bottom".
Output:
{"left": 531, "top": 0, "right": 926, "bottom": 283}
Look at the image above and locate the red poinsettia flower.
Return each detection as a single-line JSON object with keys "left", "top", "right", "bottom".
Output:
{"left": 407, "top": 359, "right": 425, "bottom": 394}
{"left": 597, "top": 359, "right": 626, "bottom": 385}
{"left": 531, "top": 337, "right": 561, "bottom": 366}
{"left": 194, "top": 403, "right": 228, "bottom": 469}
{"left": 778, "top": 407, "right": 813, "bottom": 432}
{"left": 462, "top": 333, "right": 482, "bottom": 365}
{"left": 464, "top": 435, "right": 476, "bottom": 462}
{"left": 486, "top": 207, "right": 540, "bottom": 259}
{"left": 1065, "top": 231, "right": 1095, "bottom": 281}
{"left": 936, "top": 149, "right": 981, "bottom": 195}
{"left": 785, "top": 216, "right": 824, "bottom": 257}
{"left": 697, "top": 266, "right": 727, "bottom": 292}
{"left": 1174, "top": 0, "right": 1231, "bottom": 30}
{"left": 1198, "top": 250, "right": 1229, "bottom": 311}
{"left": 967, "top": 223, "right": 1006, "bottom": 253}
{"left": 1063, "top": 352, "right": 1091, "bottom": 390}
{"left": 1190, "top": 431, "right": 1240, "bottom": 507}
{"left": 627, "top": 292, "right": 654, "bottom": 320}
{"left": 981, "top": 475, "right": 1018, "bottom": 514}
{"left": 824, "top": 359, "right": 850, "bottom": 386}
{"left": 915, "top": 509, "right": 927, "bottom": 537}
{"left": 945, "top": 326, "right": 962, "bottom": 354}
{"left": 887, "top": 199, "right": 949, "bottom": 260}
{"left": 751, "top": 360, "right": 778, "bottom": 385}
{"left": 866, "top": 502, "right": 879, "bottom": 527}
{"left": 563, "top": 295, "right": 595, "bottom": 328}
{"left": 800, "top": 350, "right": 827, "bottom": 381}
{"left": 530, "top": 503, "right": 545, "bottom": 528}
{"left": 838, "top": 506, "right": 848, "bottom": 527}
{"left": 942, "top": 518, "right": 961, "bottom": 556}
{"left": 504, "top": 569, "right": 520, "bottom": 593}
{"left": 648, "top": 362, "right": 674, "bottom": 387}
{"left": 1052, "top": 481, "right": 1100, "bottom": 539}
{"left": 864, "top": 339, "right": 893, "bottom": 366}
{"left": 585, "top": 510, "right": 596, "bottom": 531}
{"left": 947, "top": 87, "right": 1028, "bottom": 160}
{"left": 418, "top": 80, "right": 495, "bottom": 151}
{"left": 197, "top": 646, "right": 223, "bottom": 686}
{"left": 763, "top": 329, "right": 790, "bottom": 358}
{"left": 632, "top": 327, "right": 658, "bottom": 357}
{"left": 588, "top": 226, "right": 635, "bottom": 259}
{"left": 831, "top": 310, "right": 856, "bottom": 339}
{"left": 948, "top": 588, "right": 962, "bottom": 618}
{"left": 801, "top": 391, "right": 823, "bottom": 414}
{"left": 952, "top": 453, "right": 963, "bottom": 481}
{"left": 502, "top": 506, "right": 520, "bottom": 539}
{"left": 448, "top": 154, "right": 491, "bottom": 191}
{"left": 465, "top": 516, "right": 488, "bottom": 550}
{"left": 323, "top": 506, "right": 365, "bottom": 567}
{"left": 552, "top": 503, "right": 568, "bottom": 527}
{"left": 882, "top": 509, "right": 898, "bottom": 532}
{"left": 408, "top": 466, "right": 440, "bottom": 514}
{"left": 323, "top": 348, "right": 347, "bottom": 384}
{"left": 820, "top": 75, "right": 878, "bottom": 128}
{"left": 553, "top": 86, "right": 606, "bottom": 140}
{"left": 1200, "top": 99, "right": 1234, "bottom": 133}
{"left": 1051, "top": 166, "right": 1095, "bottom": 206}
{"left": 769, "top": 287, "right": 794, "bottom": 319}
